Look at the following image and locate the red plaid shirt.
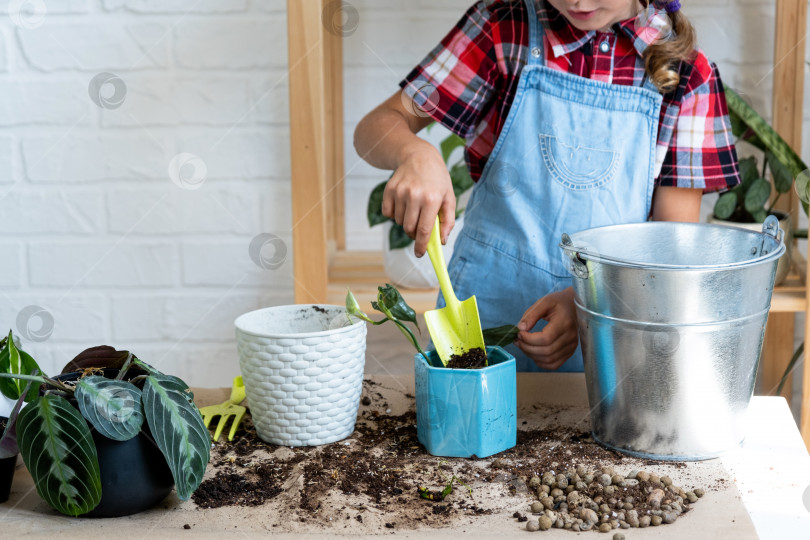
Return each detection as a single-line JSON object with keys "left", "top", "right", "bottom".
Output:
{"left": 400, "top": 0, "right": 740, "bottom": 192}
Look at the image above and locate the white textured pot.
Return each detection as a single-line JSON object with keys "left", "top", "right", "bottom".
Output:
{"left": 234, "top": 305, "right": 366, "bottom": 446}
{"left": 383, "top": 216, "right": 463, "bottom": 289}
{"left": 708, "top": 212, "right": 792, "bottom": 286}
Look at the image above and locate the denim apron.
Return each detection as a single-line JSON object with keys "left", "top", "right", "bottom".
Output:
{"left": 438, "top": 0, "right": 663, "bottom": 372}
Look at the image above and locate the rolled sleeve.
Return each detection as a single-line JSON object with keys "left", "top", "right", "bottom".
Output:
{"left": 399, "top": 1, "right": 500, "bottom": 139}
{"left": 657, "top": 61, "right": 741, "bottom": 193}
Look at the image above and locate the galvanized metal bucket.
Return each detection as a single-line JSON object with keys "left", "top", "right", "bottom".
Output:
{"left": 559, "top": 216, "right": 785, "bottom": 461}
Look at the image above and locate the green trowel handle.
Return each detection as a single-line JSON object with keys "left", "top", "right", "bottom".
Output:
{"left": 229, "top": 376, "right": 246, "bottom": 404}
{"left": 426, "top": 217, "right": 462, "bottom": 325}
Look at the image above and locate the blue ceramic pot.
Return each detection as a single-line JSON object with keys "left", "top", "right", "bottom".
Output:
{"left": 414, "top": 346, "right": 517, "bottom": 458}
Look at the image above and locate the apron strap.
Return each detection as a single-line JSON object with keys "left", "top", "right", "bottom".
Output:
{"left": 524, "top": 0, "right": 545, "bottom": 65}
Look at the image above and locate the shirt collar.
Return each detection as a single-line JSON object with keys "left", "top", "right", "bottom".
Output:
{"left": 537, "top": 1, "right": 672, "bottom": 58}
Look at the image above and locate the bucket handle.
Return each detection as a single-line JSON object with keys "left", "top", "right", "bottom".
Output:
{"left": 560, "top": 233, "right": 589, "bottom": 279}
{"left": 759, "top": 215, "right": 784, "bottom": 256}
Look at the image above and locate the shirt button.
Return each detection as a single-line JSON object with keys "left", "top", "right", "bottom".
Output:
{"left": 531, "top": 46, "right": 542, "bottom": 58}
{"left": 599, "top": 40, "right": 610, "bottom": 53}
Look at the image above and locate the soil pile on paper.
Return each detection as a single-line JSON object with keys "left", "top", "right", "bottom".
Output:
{"left": 192, "top": 380, "right": 714, "bottom": 533}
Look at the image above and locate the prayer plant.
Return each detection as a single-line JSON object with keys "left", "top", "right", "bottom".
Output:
{"left": 0, "top": 331, "right": 210, "bottom": 516}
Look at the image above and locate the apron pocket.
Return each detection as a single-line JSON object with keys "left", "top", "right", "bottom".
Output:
{"left": 539, "top": 134, "right": 619, "bottom": 191}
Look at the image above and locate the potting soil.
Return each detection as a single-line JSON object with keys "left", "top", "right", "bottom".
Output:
{"left": 446, "top": 347, "right": 488, "bottom": 369}
{"left": 192, "top": 379, "right": 723, "bottom": 533}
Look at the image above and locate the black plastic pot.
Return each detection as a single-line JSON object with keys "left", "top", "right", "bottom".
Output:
{"left": 85, "top": 424, "right": 174, "bottom": 517}
{"left": 48, "top": 370, "right": 174, "bottom": 517}
{"left": 0, "top": 416, "right": 16, "bottom": 504}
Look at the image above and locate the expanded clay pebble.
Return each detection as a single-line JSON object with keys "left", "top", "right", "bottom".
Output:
{"left": 613, "top": 534, "right": 626, "bottom": 540}
{"left": 522, "top": 466, "right": 705, "bottom": 533}
{"left": 580, "top": 508, "right": 599, "bottom": 523}
{"left": 526, "top": 520, "right": 540, "bottom": 532}
{"left": 647, "top": 488, "right": 665, "bottom": 508}
{"left": 694, "top": 488, "right": 705, "bottom": 498}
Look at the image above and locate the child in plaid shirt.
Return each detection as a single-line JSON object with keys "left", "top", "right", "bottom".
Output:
{"left": 355, "top": 0, "right": 740, "bottom": 372}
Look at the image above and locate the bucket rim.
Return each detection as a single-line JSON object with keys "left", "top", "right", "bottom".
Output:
{"left": 560, "top": 221, "right": 785, "bottom": 271}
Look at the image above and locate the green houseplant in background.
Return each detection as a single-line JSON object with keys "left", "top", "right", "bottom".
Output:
{"left": 719, "top": 87, "right": 810, "bottom": 396}
{"left": 715, "top": 86, "right": 808, "bottom": 222}
{"left": 0, "top": 331, "right": 210, "bottom": 517}
{"left": 713, "top": 86, "right": 810, "bottom": 287}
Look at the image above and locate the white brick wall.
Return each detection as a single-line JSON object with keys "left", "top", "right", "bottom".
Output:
{"left": 0, "top": 0, "right": 804, "bottom": 388}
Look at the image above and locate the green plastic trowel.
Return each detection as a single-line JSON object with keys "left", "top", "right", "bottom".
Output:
{"left": 424, "top": 216, "right": 486, "bottom": 365}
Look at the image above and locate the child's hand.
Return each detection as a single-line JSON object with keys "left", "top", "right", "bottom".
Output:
{"left": 515, "top": 288, "right": 579, "bottom": 370}
{"left": 381, "top": 140, "right": 456, "bottom": 257}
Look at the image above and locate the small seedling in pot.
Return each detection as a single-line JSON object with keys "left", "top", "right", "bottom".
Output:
{"left": 346, "top": 284, "right": 521, "bottom": 368}
{"left": 346, "top": 284, "right": 427, "bottom": 362}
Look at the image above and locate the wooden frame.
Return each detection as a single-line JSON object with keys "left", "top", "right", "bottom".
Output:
{"left": 287, "top": 0, "right": 810, "bottom": 448}
{"left": 767, "top": 0, "right": 809, "bottom": 446}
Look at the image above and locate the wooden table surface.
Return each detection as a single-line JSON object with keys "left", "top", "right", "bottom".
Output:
{"left": 0, "top": 373, "right": 807, "bottom": 539}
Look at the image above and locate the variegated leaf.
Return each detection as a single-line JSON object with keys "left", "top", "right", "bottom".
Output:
{"left": 143, "top": 375, "right": 209, "bottom": 500}
{"left": 75, "top": 376, "right": 144, "bottom": 442}
{"left": 17, "top": 394, "right": 101, "bottom": 516}
{"left": 0, "top": 330, "right": 42, "bottom": 401}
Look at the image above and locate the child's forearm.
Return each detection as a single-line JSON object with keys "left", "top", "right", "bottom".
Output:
{"left": 651, "top": 186, "right": 702, "bottom": 222}
{"left": 354, "top": 91, "right": 433, "bottom": 170}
